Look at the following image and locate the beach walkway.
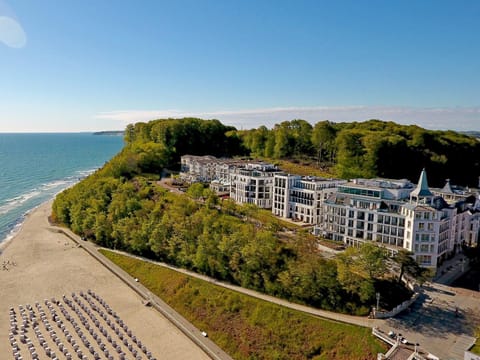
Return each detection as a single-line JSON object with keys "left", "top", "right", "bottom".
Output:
{"left": 0, "top": 201, "right": 229, "bottom": 360}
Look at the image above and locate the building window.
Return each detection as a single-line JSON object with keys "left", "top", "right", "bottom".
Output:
{"left": 416, "top": 255, "right": 431, "bottom": 265}
{"left": 418, "top": 222, "right": 425, "bottom": 230}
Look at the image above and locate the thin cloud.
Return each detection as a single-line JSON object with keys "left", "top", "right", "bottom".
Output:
{"left": 95, "top": 106, "right": 480, "bottom": 131}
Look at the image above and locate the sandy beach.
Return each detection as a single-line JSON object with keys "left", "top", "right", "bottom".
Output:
{"left": 0, "top": 201, "right": 212, "bottom": 359}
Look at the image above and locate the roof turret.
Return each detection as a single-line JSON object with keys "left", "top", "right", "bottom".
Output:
{"left": 411, "top": 168, "right": 433, "bottom": 198}
{"left": 441, "top": 179, "right": 454, "bottom": 194}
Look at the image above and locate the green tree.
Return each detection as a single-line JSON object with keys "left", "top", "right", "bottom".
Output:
{"left": 393, "top": 250, "right": 423, "bottom": 283}
{"left": 358, "top": 243, "right": 388, "bottom": 279}
{"left": 311, "top": 120, "right": 336, "bottom": 163}
{"left": 273, "top": 122, "right": 292, "bottom": 158}
{"left": 186, "top": 183, "right": 205, "bottom": 200}
{"left": 289, "top": 119, "right": 313, "bottom": 156}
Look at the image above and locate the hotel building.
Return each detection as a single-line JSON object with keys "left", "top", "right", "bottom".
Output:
{"left": 272, "top": 174, "right": 347, "bottom": 224}
{"left": 229, "top": 163, "right": 280, "bottom": 209}
{"left": 320, "top": 170, "right": 480, "bottom": 268}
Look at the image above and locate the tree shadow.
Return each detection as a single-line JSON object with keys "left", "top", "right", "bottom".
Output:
{"left": 385, "top": 292, "right": 477, "bottom": 338}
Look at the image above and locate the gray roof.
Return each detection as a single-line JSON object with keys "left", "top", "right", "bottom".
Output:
{"left": 411, "top": 168, "right": 433, "bottom": 198}
{"left": 441, "top": 179, "right": 454, "bottom": 194}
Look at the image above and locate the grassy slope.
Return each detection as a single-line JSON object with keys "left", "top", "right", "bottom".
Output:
{"left": 100, "top": 250, "right": 387, "bottom": 360}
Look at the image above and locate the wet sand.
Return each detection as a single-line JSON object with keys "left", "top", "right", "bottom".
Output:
{"left": 0, "top": 201, "right": 211, "bottom": 359}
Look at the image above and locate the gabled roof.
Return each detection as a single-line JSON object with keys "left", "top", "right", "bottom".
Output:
{"left": 411, "top": 168, "right": 433, "bottom": 198}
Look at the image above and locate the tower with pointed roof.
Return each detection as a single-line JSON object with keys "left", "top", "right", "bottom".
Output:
{"left": 441, "top": 179, "right": 453, "bottom": 194}
{"left": 410, "top": 168, "right": 433, "bottom": 204}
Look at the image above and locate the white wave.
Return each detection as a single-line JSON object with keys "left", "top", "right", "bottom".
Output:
{"left": 76, "top": 168, "right": 98, "bottom": 177}
{"left": 38, "top": 167, "right": 98, "bottom": 192}
{"left": 0, "top": 166, "right": 101, "bottom": 220}
{"left": 1, "top": 221, "right": 23, "bottom": 246}
{"left": 41, "top": 180, "right": 70, "bottom": 190}
{"left": 0, "top": 190, "right": 41, "bottom": 215}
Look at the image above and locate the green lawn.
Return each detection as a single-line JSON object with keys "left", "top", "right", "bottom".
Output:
{"left": 471, "top": 329, "right": 480, "bottom": 355}
{"left": 471, "top": 344, "right": 480, "bottom": 355}
{"left": 100, "top": 249, "right": 387, "bottom": 360}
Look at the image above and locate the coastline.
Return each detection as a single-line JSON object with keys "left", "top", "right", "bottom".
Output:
{"left": 0, "top": 200, "right": 49, "bottom": 255}
{"left": 0, "top": 201, "right": 212, "bottom": 359}
{"left": 0, "top": 164, "right": 102, "bottom": 252}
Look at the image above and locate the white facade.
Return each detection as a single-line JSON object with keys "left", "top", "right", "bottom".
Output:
{"left": 272, "top": 174, "right": 346, "bottom": 224}
{"left": 229, "top": 163, "right": 279, "bottom": 209}
{"left": 321, "top": 170, "right": 480, "bottom": 269}
{"left": 180, "top": 155, "right": 219, "bottom": 182}
{"left": 181, "top": 156, "right": 480, "bottom": 269}
{"left": 180, "top": 155, "right": 243, "bottom": 185}
{"left": 320, "top": 178, "right": 412, "bottom": 247}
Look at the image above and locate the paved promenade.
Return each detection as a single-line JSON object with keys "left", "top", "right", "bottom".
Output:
{"left": 56, "top": 227, "right": 233, "bottom": 360}
{"left": 0, "top": 201, "right": 221, "bottom": 360}
{"left": 383, "top": 282, "right": 479, "bottom": 360}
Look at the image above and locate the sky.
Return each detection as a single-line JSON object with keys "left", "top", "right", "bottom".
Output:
{"left": 1, "top": 0, "right": 479, "bottom": 132}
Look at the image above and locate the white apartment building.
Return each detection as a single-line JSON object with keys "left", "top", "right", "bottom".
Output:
{"left": 180, "top": 155, "right": 243, "bottom": 184}
{"left": 321, "top": 169, "right": 480, "bottom": 269}
{"left": 180, "top": 155, "right": 280, "bottom": 207}
{"left": 180, "top": 155, "right": 219, "bottom": 182}
{"left": 229, "top": 163, "right": 280, "bottom": 209}
{"left": 180, "top": 156, "right": 480, "bottom": 269}
{"left": 272, "top": 174, "right": 347, "bottom": 225}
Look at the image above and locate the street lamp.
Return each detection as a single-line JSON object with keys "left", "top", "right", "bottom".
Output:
{"left": 376, "top": 292, "right": 381, "bottom": 311}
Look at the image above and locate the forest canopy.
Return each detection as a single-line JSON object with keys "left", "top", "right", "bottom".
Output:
{"left": 237, "top": 119, "right": 480, "bottom": 187}
{"left": 91, "top": 117, "right": 480, "bottom": 186}
{"left": 52, "top": 117, "right": 476, "bottom": 315}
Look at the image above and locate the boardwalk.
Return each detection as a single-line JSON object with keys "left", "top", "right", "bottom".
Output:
{"left": 0, "top": 201, "right": 228, "bottom": 360}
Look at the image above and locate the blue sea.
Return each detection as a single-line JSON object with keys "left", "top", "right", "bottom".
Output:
{"left": 0, "top": 133, "right": 124, "bottom": 245}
